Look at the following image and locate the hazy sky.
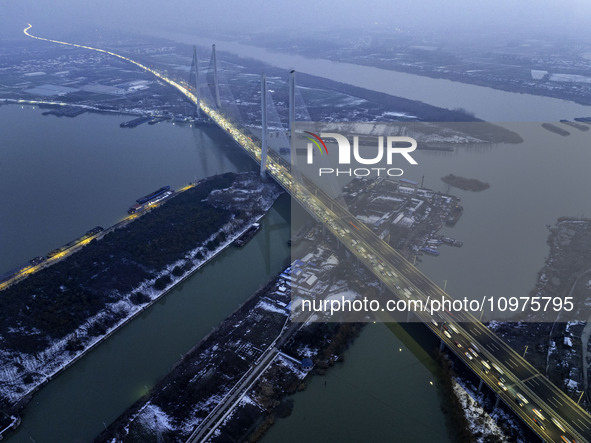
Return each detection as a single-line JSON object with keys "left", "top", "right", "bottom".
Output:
{"left": 2, "top": 0, "right": 591, "bottom": 41}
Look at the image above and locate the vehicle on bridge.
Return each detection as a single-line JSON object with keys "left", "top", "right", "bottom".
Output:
{"left": 516, "top": 392, "right": 529, "bottom": 406}
{"left": 552, "top": 417, "right": 566, "bottom": 433}
{"left": 492, "top": 362, "right": 505, "bottom": 375}
{"left": 481, "top": 360, "right": 491, "bottom": 373}
{"left": 533, "top": 408, "right": 546, "bottom": 421}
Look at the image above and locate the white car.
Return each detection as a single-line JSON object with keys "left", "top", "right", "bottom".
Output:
{"left": 481, "top": 360, "right": 491, "bottom": 373}
{"left": 516, "top": 392, "right": 529, "bottom": 405}
{"left": 492, "top": 363, "right": 505, "bottom": 375}
{"left": 551, "top": 417, "right": 565, "bottom": 433}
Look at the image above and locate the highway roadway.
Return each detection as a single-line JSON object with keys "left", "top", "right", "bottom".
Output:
{"left": 23, "top": 24, "right": 591, "bottom": 443}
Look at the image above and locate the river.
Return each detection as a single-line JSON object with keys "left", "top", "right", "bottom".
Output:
{"left": 157, "top": 31, "right": 591, "bottom": 122}
{"left": 264, "top": 322, "right": 452, "bottom": 442}
{"left": 0, "top": 105, "right": 252, "bottom": 274}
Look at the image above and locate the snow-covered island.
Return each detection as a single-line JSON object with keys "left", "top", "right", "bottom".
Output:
{"left": 0, "top": 172, "right": 282, "bottom": 414}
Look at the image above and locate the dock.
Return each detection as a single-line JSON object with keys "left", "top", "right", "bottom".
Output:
{"left": 120, "top": 116, "right": 151, "bottom": 128}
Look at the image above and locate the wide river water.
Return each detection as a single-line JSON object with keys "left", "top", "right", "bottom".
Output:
{"left": 2, "top": 40, "right": 591, "bottom": 441}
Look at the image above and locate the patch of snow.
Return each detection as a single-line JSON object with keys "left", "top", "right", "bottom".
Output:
{"left": 296, "top": 344, "right": 317, "bottom": 359}
{"left": 238, "top": 393, "right": 263, "bottom": 410}
{"left": 566, "top": 379, "right": 579, "bottom": 391}
{"left": 453, "top": 381, "right": 511, "bottom": 442}
{"left": 137, "top": 403, "right": 174, "bottom": 433}
{"left": 256, "top": 299, "right": 288, "bottom": 316}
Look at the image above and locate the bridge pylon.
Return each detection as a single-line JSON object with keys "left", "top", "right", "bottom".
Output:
{"left": 212, "top": 44, "right": 221, "bottom": 108}
{"left": 260, "top": 73, "right": 268, "bottom": 179}
{"left": 289, "top": 70, "right": 295, "bottom": 144}
{"left": 189, "top": 45, "right": 200, "bottom": 116}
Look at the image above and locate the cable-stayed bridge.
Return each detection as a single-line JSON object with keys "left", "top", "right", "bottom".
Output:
{"left": 22, "top": 24, "right": 591, "bottom": 443}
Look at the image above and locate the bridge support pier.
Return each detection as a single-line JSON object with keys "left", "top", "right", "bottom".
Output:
{"left": 439, "top": 339, "right": 445, "bottom": 352}
{"left": 478, "top": 378, "right": 484, "bottom": 392}
{"left": 494, "top": 394, "right": 500, "bottom": 409}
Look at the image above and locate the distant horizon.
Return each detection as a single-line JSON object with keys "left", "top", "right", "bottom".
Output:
{"left": 2, "top": 0, "right": 591, "bottom": 43}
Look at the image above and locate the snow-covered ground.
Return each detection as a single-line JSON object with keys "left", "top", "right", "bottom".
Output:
{"left": 453, "top": 378, "right": 524, "bottom": 443}
{"left": 453, "top": 381, "right": 507, "bottom": 442}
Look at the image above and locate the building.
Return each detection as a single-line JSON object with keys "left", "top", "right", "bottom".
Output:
{"left": 301, "top": 358, "right": 314, "bottom": 371}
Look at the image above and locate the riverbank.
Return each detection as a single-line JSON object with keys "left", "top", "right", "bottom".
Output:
{"left": 0, "top": 172, "right": 282, "bottom": 416}
{"left": 341, "top": 57, "right": 591, "bottom": 107}
{"left": 490, "top": 218, "right": 591, "bottom": 411}
{"left": 97, "top": 230, "right": 472, "bottom": 442}
{"left": 94, "top": 240, "right": 371, "bottom": 442}
{"left": 183, "top": 45, "right": 523, "bottom": 144}
{"left": 94, "top": 267, "right": 294, "bottom": 441}
{"left": 238, "top": 33, "right": 591, "bottom": 107}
